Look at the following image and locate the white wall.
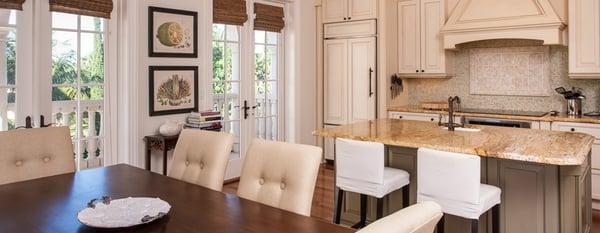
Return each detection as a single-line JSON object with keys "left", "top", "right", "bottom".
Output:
{"left": 285, "top": 0, "right": 318, "bottom": 146}
{"left": 115, "top": 0, "right": 318, "bottom": 171}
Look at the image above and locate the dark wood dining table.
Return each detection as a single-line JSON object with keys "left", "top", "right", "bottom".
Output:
{"left": 0, "top": 164, "right": 355, "bottom": 233}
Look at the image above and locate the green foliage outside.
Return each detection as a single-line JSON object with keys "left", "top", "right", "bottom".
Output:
{"left": 211, "top": 25, "right": 273, "bottom": 106}
{"left": 50, "top": 17, "right": 104, "bottom": 138}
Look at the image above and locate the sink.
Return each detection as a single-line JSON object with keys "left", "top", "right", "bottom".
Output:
{"left": 441, "top": 127, "right": 482, "bottom": 132}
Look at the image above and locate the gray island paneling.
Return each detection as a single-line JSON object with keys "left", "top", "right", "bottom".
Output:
{"left": 314, "top": 119, "right": 594, "bottom": 233}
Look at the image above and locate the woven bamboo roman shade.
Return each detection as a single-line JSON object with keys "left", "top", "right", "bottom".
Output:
{"left": 0, "top": 0, "right": 25, "bottom": 10}
{"left": 254, "top": 3, "right": 284, "bottom": 32}
{"left": 213, "top": 0, "right": 248, "bottom": 26}
{"left": 49, "top": 0, "right": 113, "bottom": 19}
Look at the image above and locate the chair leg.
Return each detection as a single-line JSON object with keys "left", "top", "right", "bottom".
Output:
{"left": 471, "top": 219, "right": 478, "bottom": 233}
{"left": 492, "top": 204, "right": 500, "bottom": 233}
{"left": 376, "top": 197, "right": 384, "bottom": 219}
{"left": 351, "top": 194, "right": 368, "bottom": 229}
{"left": 402, "top": 185, "right": 410, "bottom": 208}
{"left": 436, "top": 215, "right": 445, "bottom": 233}
{"left": 359, "top": 194, "right": 367, "bottom": 227}
{"left": 333, "top": 189, "right": 344, "bottom": 224}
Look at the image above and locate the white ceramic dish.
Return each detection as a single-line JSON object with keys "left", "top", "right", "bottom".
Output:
{"left": 77, "top": 197, "right": 171, "bottom": 229}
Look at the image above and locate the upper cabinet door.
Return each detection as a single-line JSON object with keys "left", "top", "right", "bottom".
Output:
{"left": 569, "top": 0, "right": 600, "bottom": 79}
{"left": 323, "top": 0, "right": 348, "bottom": 24}
{"left": 348, "top": 37, "right": 377, "bottom": 123}
{"left": 348, "top": 0, "right": 377, "bottom": 21}
{"left": 397, "top": 0, "right": 421, "bottom": 74}
{"left": 324, "top": 39, "right": 349, "bottom": 125}
{"left": 420, "top": 0, "right": 446, "bottom": 74}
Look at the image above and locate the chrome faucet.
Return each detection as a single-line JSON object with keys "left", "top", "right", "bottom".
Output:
{"left": 439, "top": 96, "right": 464, "bottom": 131}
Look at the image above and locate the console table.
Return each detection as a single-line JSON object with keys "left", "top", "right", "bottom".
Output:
{"left": 144, "top": 134, "right": 179, "bottom": 175}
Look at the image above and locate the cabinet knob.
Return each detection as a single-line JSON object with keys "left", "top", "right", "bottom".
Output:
{"left": 421, "top": 70, "right": 425, "bottom": 73}
{"left": 430, "top": 118, "right": 434, "bottom": 121}
{"left": 398, "top": 116, "right": 403, "bottom": 119}
{"left": 416, "top": 70, "right": 419, "bottom": 73}
{"left": 571, "top": 128, "right": 575, "bottom": 132}
{"left": 348, "top": 17, "right": 352, "bottom": 20}
{"left": 344, "top": 17, "right": 347, "bottom": 20}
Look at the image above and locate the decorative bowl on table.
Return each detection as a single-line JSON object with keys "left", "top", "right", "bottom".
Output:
{"left": 77, "top": 196, "right": 171, "bottom": 229}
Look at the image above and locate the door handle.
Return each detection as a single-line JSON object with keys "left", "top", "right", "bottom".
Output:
{"left": 369, "top": 68, "right": 374, "bottom": 97}
{"left": 243, "top": 101, "right": 250, "bottom": 119}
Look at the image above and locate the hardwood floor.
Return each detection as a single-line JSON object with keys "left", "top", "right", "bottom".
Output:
{"left": 224, "top": 164, "right": 600, "bottom": 232}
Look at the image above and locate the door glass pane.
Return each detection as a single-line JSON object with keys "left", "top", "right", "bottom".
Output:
{"left": 254, "top": 30, "right": 280, "bottom": 140}
{"left": 213, "top": 24, "right": 241, "bottom": 160}
{"left": 0, "top": 9, "right": 16, "bottom": 131}
{"left": 52, "top": 13, "right": 106, "bottom": 170}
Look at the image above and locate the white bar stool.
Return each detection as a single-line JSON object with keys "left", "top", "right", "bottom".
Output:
{"left": 334, "top": 138, "right": 411, "bottom": 229}
{"left": 417, "top": 148, "right": 501, "bottom": 233}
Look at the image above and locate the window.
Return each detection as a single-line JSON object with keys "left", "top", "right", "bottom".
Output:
{"left": 0, "top": 9, "right": 17, "bottom": 131}
{"left": 52, "top": 12, "right": 106, "bottom": 169}
{"left": 212, "top": 23, "right": 241, "bottom": 157}
{"left": 254, "top": 30, "right": 280, "bottom": 140}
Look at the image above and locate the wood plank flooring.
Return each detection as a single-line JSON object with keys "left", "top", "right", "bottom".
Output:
{"left": 224, "top": 164, "right": 600, "bottom": 232}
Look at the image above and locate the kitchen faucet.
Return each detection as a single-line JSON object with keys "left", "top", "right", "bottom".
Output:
{"left": 439, "top": 96, "right": 464, "bottom": 131}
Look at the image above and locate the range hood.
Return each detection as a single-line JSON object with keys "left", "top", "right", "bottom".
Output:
{"left": 441, "top": 0, "right": 567, "bottom": 49}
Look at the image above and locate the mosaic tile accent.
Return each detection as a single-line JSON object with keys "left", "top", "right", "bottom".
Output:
{"left": 400, "top": 40, "right": 600, "bottom": 113}
{"left": 469, "top": 46, "right": 550, "bottom": 96}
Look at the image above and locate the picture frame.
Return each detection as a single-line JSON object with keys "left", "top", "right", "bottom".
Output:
{"left": 149, "top": 66, "right": 199, "bottom": 116}
{"left": 148, "top": 6, "right": 198, "bottom": 58}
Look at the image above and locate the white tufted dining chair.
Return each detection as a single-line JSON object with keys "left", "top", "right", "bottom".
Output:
{"left": 357, "top": 201, "right": 443, "bottom": 233}
{"left": 0, "top": 127, "right": 76, "bottom": 185}
{"left": 417, "top": 148, "right": 501, "bottom": 233}
{"left": 168, "top": 129, "right": 234, "bottom": 192}
{"left": 237, "top": 139, "right": 322, "bottom": 217}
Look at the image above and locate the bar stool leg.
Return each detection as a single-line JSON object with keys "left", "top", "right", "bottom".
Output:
{"left": 359, "top": 194, "right": 367, "bottom": 227}
{"left": 376, "top": 198, "right": 384, "bottom": 219}
{"left": 492, "top": 204, "right": 500, "bottom": 233}
{"left": 471, "top": 219, "right": 478, "bottom": 233}
{"left": 402, "top": 185, "right": 410, "bottom": 208}
{"left": 436, "top": 215, "right": 445, "bottom": 233}
{"left": 334, "top": 189, "right": 344, "bottom": 224}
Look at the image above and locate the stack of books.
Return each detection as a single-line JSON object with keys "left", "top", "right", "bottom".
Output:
{"left": 185, "top": 111, "right": 223, "bottom": 132}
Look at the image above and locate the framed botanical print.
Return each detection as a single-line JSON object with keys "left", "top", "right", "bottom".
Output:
{"left": 149, "top": 66, "right": 198, "bottom": 116}
{"left": 148, "top": 6, "right": 198, "bottom": 58}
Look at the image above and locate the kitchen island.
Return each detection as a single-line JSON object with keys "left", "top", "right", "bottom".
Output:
{"left": 314, "top": 118, "right": 595, "bottom": 233}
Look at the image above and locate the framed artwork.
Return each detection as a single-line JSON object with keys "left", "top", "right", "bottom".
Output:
{"left": 148, "top": 6, "right": 198, "bottom": 58}
{"left": 149, "top": 66, "right": 198, "bottom": 116}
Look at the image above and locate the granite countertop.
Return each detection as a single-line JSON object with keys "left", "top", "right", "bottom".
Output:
{"left": 314, "top": 119, "right": 594, "bottom": 166}
{"left": 388, "top": 105, "right": 600, "bottom": 124}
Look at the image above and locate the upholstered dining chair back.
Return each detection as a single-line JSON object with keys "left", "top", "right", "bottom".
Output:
{"left": 0, "top": 127, "right": 75, "bottom": 185}
{"left": 417, "top": 148, "right": 481, "bottom": 205}
{"left": 237, "top": 139, "right": 322, "bottom": 216}
{"left": 336, "top": 138, "right": 385, "bottom": 184}
{"left": 168, "top": 129, "right": 234, "bottom": 192}
{"left": 357, "top": 201, "right": 443, "bottom": 233}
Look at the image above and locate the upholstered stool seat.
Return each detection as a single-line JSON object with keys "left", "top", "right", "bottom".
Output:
{"left": 417, "top": 148, "right": 501, "bottom": 233}
{"left": 335, "top": 138, "right": 411, "bottom": 229}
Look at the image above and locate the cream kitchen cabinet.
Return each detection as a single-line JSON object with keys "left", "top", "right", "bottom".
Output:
{"left": 552, "top": 121, "right": 600, "bottom": 209}
{"left": 323, "top": 125, "right": 337, "bottom": 161}
{"left": 397, "top": 0, "right": 453, "bottom": 78}
{"left": 322, "top": 0, "right": 377, "bottom": 23}
{"left": 569, "top": 0, "right": 600, "bottom": 79}
{"left": 324, "top": 21, "right": 377, "bottom": 125}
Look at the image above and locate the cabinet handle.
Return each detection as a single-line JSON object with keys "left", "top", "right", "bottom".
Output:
{"left": 369, "top": 68, "right": 374, "bottom": 97}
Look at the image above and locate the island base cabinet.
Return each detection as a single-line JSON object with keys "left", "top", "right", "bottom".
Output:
{"left": 336, "top": 147, "right": 592, "bottom": 233}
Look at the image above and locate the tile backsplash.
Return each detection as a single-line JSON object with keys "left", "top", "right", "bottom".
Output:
{"left": 401, "top": 40, "right": 600, "bottom": 113}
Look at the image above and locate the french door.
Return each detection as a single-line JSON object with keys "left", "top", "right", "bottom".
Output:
{"left": 0, "top": 3, "right": 108, "bottom": 171}
{"left": 212, "top": 24, "right": 284, "bottom": 180}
